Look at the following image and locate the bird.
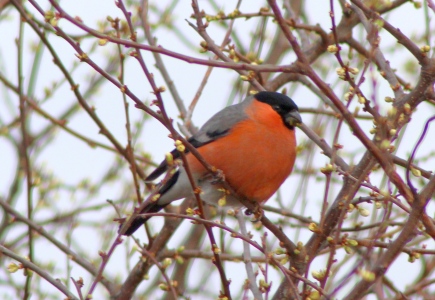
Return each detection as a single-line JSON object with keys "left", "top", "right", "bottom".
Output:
{"left": 120, "top": 91, "right": 302, "bottom": 236}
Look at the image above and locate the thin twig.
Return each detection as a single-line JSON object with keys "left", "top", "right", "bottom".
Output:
{"left": 0, "top": 245, "right": 79, "bottom": 300}
{"left": 237, "top": 210, "right": 263, "bottom": 300}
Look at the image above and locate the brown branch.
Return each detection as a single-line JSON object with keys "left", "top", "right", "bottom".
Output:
{"left": 351, "top": 0, "right": 426, "bottom": 64}
{"left": 343, "top": 198, "right": 425, "bottom": 299}
{"left": 0, "top": 198, "right": 117, "bottom": 294}
{"left": 0, "top": 245, "right": 79, "bottom": 300}
{"left": 16, "top": 0, "right": 149, "bottom": 181}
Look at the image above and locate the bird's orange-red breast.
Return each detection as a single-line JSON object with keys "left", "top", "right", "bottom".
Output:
{"left": 120, "top": 91, "right": 302, "bottom": 236}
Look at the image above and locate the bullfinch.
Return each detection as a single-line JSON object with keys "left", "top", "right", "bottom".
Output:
{"left": 120, "top": 91, "right": 301, "bottom": 236}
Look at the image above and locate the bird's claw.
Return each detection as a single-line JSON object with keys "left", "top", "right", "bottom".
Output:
{"left": 210, "top": 169, "right": 225, "bottom": 185}
{"left": 244, "top": 208, "right": 254, "bottom": 216}
{"left": 245, "top": 204, "right": 263, "bottom": 222}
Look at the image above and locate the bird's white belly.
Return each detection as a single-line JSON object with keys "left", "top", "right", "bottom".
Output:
{"left": 157, "top": 167, "right": 242, "bottom": 207}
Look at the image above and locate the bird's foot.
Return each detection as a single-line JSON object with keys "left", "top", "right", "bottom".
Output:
{"left": 245, "top": 203, "right": 263, "bottom": 222}
{"left": 210, "top": 169, "right": 225, "bottom": 184}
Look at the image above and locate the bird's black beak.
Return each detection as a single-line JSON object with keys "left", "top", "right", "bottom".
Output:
{"left": 285, "top": 110, "right": 302, "bottom": 127}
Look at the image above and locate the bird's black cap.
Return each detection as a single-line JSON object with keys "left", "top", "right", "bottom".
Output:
{"left": 254, "top": 91, "right": 299, "bottom": 111}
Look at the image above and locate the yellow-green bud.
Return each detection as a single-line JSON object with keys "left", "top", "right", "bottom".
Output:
{"left": 7, "top": 263, "right": 20, "bottom": 273}
{"left": 308, "top": 290, "right": 321, "bottom": 300}
{"left": 358, "top": 269, "right": 375, "bottom": 281}
{"left": 98, "top": 39, "right": 108, "bottom": 46}
{"left": 344, "top": 92, "right": 353, "bottom": 101}
{"left": 308, "top": 222, "right": 319, "bottom": 232}
{"left": 380, "top": 189, "right": 390, "bottom": 198}
{"left": 175, "top": 256, "right": 184, "bottom": 264}
{"left": 347, "top": 239, "right": 358, "bottom": 246}
{"left": 336, "top": 67, "right": 346, "bottom": 79}
{"left": 175, "top": 140, "right": 185, "bottom": 152}
{"left": 411, "top": 167, "right": 421, "bottom": 177}
{"left": 327, "top": 45, "right": 338, "bottom": 53}
{"left": 380, "top": 139, "right": 391, "bottom": 150}
{"left": 159, "top": 283, "right": 169, "bottom": 291}
{"left": 162, "top": 258, "right": 172, "bottom": 268}
{"left": 165, "top": 153, "right": 174, "bottom": 166}
{"left": 404, "top": 103, "right": 412, "bottom": 114}
{"left": 420, "top": 45, "right": 430, "bottom": 53}
{"left": 218, "top": 197, "right": 226, "bottom": 206}
{"left": 320, "top": 163, "right": 334, "bottom": 174}
{"left": 384, "top": 96, "right": 394, "bottom": 103}
{"left": 312, "top": 269, "right": 328, "bottom": 281}
{"left": 358, "top": 207, "right": 370, "bottom": 217}
{"left": 259, "top": 279, "right": 270, "bottom": 289}
{"left": 151, "top": 194, "right": 160, "bottom": 202}
{"left": 274, "top": 248, "right": 286, "bottom": 255}
{"left": 280, "top": 256, "right": 289, "bottom": 265}
{"left": 387, "top": 107, "right": 397, "bottom": 117}
{"left": 398, "top": 113, "right": 406, "bottom": 123}
{"left": 349, "top": 67, "right": 359, "bottom": 75}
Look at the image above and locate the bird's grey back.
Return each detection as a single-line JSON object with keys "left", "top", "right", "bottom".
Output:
{"left": 192, "top": 95, "right": 254, "bottom": 144}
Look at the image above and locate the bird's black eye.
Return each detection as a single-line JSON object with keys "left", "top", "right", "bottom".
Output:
{"left": 272, "top": 105, "right": 282, "bottom": 112}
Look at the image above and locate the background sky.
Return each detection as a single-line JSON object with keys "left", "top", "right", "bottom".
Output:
{"left": 1, "top": 0, "right": 435, "bottom": 299}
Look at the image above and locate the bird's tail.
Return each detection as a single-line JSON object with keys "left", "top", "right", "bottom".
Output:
{"left": 120, "top": 169, "right": 180, "bottom": 236}
{"left": 119, "top": 203, "right": 168, "bottom": 236}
